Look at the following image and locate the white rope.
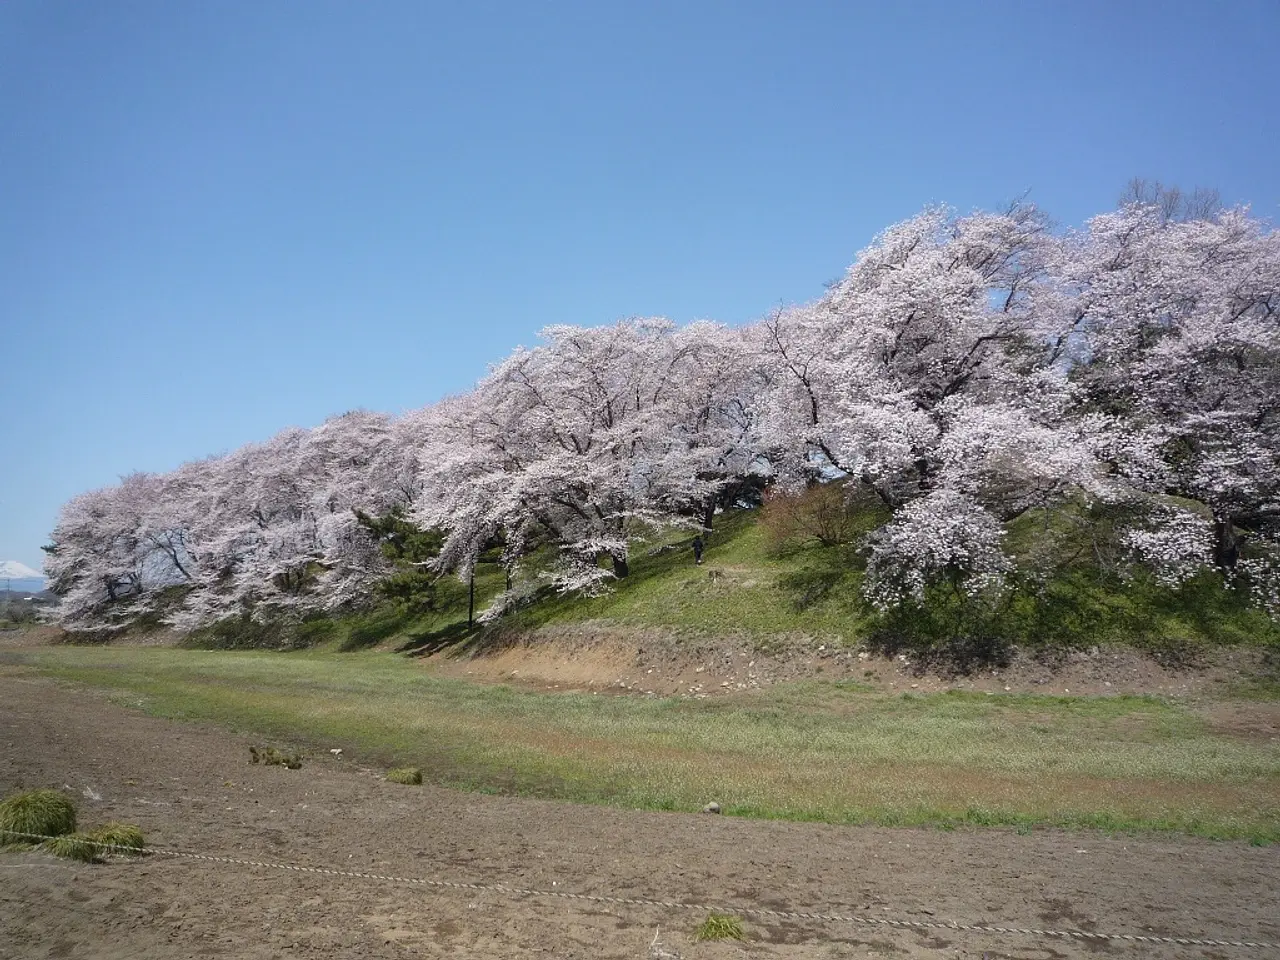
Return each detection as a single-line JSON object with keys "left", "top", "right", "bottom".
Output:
{"left": 4, "top": 830, "right": 1276, "bottom": 950}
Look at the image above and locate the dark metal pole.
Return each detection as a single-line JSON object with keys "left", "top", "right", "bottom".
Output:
{"left": 467, "top": 572, "right": 475, "bottom": 627}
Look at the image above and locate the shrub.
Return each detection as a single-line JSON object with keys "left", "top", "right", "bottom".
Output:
{"left": 0, "top": 789, "right": 76, "bottom": 844}
{"left": 386, "top": 767, "right": 423, "bottom": 785}
{"left": 760, "top": 482, "right": 886, "bottom": 552}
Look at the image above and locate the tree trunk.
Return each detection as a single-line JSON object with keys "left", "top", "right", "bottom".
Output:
{"left": 611, "top": 552, "right": 630, "bottom": 579}
{"left": 1213, "top": 516, "right": 1241, "bottom": 570}
{"left": 701, "top": 496, "right": 717, "bottom": 532}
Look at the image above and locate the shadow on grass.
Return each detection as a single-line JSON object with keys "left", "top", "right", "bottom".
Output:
{"left": 397, "top": 620, "right": 484, "bottom": 657}
{"left": 340, "top": 607, "right": 414, "bottom": 652}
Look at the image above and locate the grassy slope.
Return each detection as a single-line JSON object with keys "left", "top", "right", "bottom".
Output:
{"left": 12, "top": 645, "right": 1279, "bottom": 842}
{"left": 333, "top": 508, "right": 1280, "bottom": 655}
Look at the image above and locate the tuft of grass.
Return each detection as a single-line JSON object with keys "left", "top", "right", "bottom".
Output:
{"left": 695, "top": 913, "right": 746, "bottom": 942}
{"left": 42, "top": 833, "right": 100, "bottom": 862}
{"left": 90, "top": 822, "right": 145, "bottom": 855}
{"left": 386, "top": 767, "right": 423, "bottom": 785}
{"left": 0, "top": 789, "right": 76, "bottom": 844}
{"left": 35, "top": 822, "right": 145, "bottom": 863}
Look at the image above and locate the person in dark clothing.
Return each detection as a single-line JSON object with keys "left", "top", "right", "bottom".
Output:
{"left": 692, "top": 535, "right": 704, "bottom": 565}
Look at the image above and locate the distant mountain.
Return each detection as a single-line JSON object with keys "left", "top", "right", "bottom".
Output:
{"left": 0, "top": 562, "right": 45, "bottom": 594}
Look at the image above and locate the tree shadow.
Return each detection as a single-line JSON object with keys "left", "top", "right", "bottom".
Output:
{"left": 396, "top": 620, "right": 478, "bottom": 657}
{"left": 340, "top": 607, "right": 413, "bottom": 652}
{"left": 777, "top": 559, "right": 853, "bottom": 611}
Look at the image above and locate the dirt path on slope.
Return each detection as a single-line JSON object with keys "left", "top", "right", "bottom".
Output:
{"left": 2, "top": 669, "right": 1278, "bottom": 960}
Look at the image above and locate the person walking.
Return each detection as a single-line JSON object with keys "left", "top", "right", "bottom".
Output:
{"left": 692, "top": 535, "right": 704, "bottom": 565}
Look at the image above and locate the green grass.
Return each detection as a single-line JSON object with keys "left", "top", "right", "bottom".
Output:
{"left": 386, "top": 767, "right": 423, "bottom": 785}
{"left": 304, "top": 507, "right": 1280, "bottom": 658}
{"left": 90, "top": 822, "right": 145, "bottom": 854}
{"left": 0, "top": 789, "right": 77, "bottom": 844}
{"left": 10, "top": 646, "right": 1280, "bottom": 843}
{"left": 695, "top": 913, "right": 747, "bottom": 942}
{"left": 42, "top": 833, "right": 101, "bottom": 862}
{"left": 500, "top": 512, "right": 875, "bottom": 643}
{"left": 173, "top": 507, "right": 1280, "bottom": 663}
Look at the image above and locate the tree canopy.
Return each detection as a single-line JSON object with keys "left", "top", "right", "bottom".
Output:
{"left": 45, "top": 197, "right": 1280, "bottom": 632}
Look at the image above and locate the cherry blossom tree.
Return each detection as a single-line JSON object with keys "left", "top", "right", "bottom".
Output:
{"left": 754, "top": 204, "right": 1109, "bottom": 606}
{"left": 46, "top": 195, "right": 1279, "bottom": 631}
{"left": 1060, "top": 202, "right": 1280, "bottom": 598}
{"left": 415, "top": 319, "right": 766, "bottom": 604}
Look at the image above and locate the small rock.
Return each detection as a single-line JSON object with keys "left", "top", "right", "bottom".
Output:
{"left": 329, "top": 748, "right": 342, "bottom": 756}
{"left": 702, "top": 802, "right": 721, "bottom": 814}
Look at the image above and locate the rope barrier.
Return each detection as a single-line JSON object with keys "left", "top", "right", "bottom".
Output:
{"left": 4, "top": 830, "right": 1277, "bottom": 950}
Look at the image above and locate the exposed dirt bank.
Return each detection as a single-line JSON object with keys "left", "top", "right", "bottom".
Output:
{"left": 421, "top": 622, "right": 1277, "bottom": 702}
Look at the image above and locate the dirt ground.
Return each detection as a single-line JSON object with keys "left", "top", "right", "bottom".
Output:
{"left": 3, "top": 665, "right": 1279, "bottom": 960}
{"left": 424, "top": 623, "right": 1277, "bottom": 703}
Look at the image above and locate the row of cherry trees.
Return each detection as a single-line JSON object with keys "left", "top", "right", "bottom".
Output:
{"left": 45, "top": 199, "right": 1280, "bottom": 631}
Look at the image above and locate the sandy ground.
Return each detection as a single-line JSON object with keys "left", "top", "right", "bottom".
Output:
{"left": 2, "top": 667, "right": 1279, "bottom": 959}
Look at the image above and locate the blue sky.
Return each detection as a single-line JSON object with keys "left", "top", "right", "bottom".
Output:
{"left": 2, "top": 0, "right": 1278, "bottom": 573}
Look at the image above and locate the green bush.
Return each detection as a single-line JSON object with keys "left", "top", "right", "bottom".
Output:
{"left": 386, "top": 767, "right": 423, "bottom": 785}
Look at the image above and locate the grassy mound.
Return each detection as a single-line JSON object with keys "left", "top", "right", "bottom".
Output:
{"left": 40, "top": 823, "right": 146, "bottom": 863}
{"left": 0, "top": 789, "right": 76, "bottom": 844}
{"left": 386, "top": 767, "right": 423, "bottom": 785}
{"left": 279, "top": 506, "right": 1280, "bottom": 666}
{"left": 91, "top": 822, "right": 145, "bottom": 854}
{"left": 42, "top": 833, "right": 100, "bottom": 862}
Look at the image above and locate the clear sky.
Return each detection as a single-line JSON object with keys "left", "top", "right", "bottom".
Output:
{"left": 2, "top": 0, "right": 1278, "bottom": 573}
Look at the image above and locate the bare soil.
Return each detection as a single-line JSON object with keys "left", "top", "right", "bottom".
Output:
{"left": 423, "top": 623, "right": 1276, "bottom": 703}
{"left": 2, "top": 664, "right": 1279, "bottom": 959}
